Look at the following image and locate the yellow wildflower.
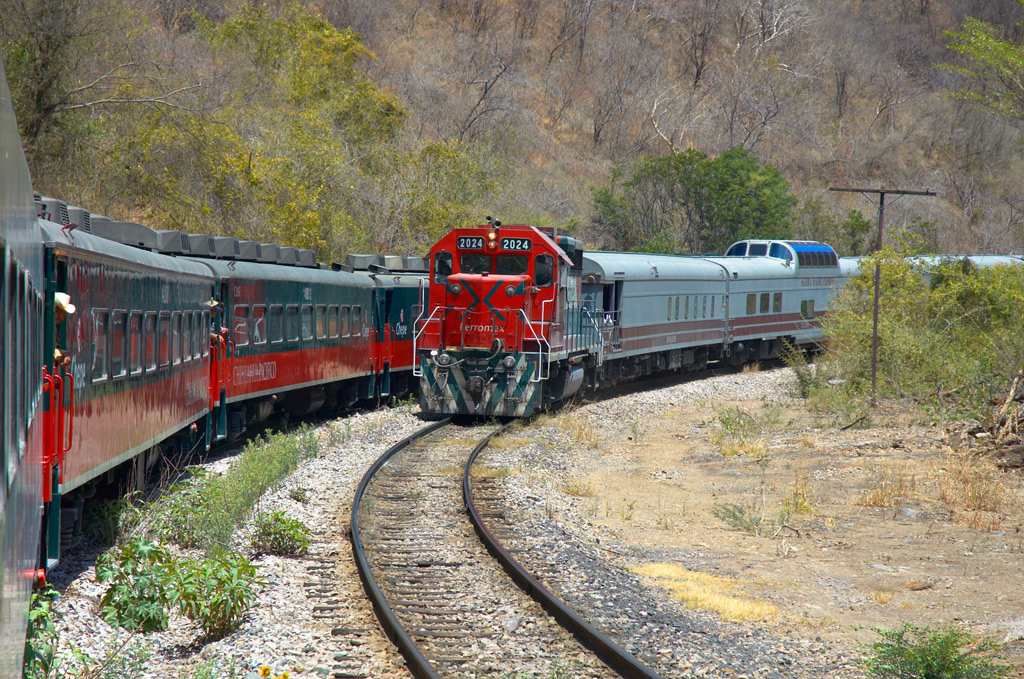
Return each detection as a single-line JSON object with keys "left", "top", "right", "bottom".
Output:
{"left": 259, "top": 667, "right": 271, "bottom": 678}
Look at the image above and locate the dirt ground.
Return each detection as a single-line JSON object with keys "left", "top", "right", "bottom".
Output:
{"left": 565, "top": 395, "right": 1024, "bottom": 672}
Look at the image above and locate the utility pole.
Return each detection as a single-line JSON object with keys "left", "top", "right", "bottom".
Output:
{"left": 828, "top": 186, "right": 936, "bottom": 404}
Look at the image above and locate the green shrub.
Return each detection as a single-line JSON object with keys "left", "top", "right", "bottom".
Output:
{"left": 85, "top": 492, "right": 145, "bottom": 547}
{"left": 23, "top": 587, "right": 58, "bottom": 679}
{"left": 95, "top": 538, "right": 174, "bottom": 632}
{"left": 250, "top": 510, "right": 311, "bottom": 556}
{"left": 151, "top": 428, "right": 318, "bottom": 552}
{"left": 863, "top": 624, "right": 1011, "bottom": 679}
{"left": 174, "top": 551, "right": 262, "bottom": 639}
{"left": 288, "top": 486, "right": 309, "bottom": 503}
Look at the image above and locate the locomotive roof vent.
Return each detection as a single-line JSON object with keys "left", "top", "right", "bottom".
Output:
{"left": 237, "top": 240, "right": 262, "bottom": 261}
{"left": 376, "top": 255, "right": 404, "bottom": 270}
{"left": 66, "top": 206, "right": 91, "bottom": 233}
{"left": 296, "top": 249, "right": 317, "bottom": 268}
{"left": 212, "top": 236, "right": 241, "bottom": 259}
{"left": 39, "top": 196, "right": 70, "bottom": 225}
{"left": 187, "top": 234, "right": 215, "bottom": 257}
{"left": 277, "top": 246, "right": 298, "bottom": 265}
{"left": 154, "top": 230, "right": 192, "bottom": 255}
{"left": 345, "top": 254, "right": 376, "bottom": 270}
{"left": 257, "top": 243, "right": 279, "bottom": 263}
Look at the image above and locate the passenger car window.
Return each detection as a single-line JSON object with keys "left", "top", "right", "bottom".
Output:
{"left": 129, "top": 312, "right": 143, "bottom": 374}
{"left": 341, "top": 306, "right": 350, "bottom": 337}
{"left": 252, "top": 305, "right": 267, "bottom": 345}
{"left": 315, "top": 305, "right": 327, "bottom": 339}
{"left": 328, "top": 305, "right": 339, "bottom": 338}
{"left": 158, "top": 312, "right": 170, "bottom": 368}
{"left": 760, "top": 293, "right": 770, "bottom": 313}
{"left": 92, "top": 310, "right": 109, "bottom": 382}
{"left": 201, "top": 310, "right": 210, "bottom": 356}
{"left": 144, "top": 312, "right": 157, "bottom": 371}
{"left": 746, "top": 294, "right": 756, "bottom": 315}
{"left": 181, "top": 312, "right": 191, "bottom": 363}
{"left": 172, "top": 312, "right": 182, "bottom": 364}
{"left": 285, "top": 305, "right": 299, "bottom": 341}
{"left": 351, "top": 306, "right": 362, "bottom": 337}
{"left": 233, "top": 305, "right": 249, "bottom": 346}
{"left": 111, "top": 310, "right": 127, "bottom": 378}
{"left": 269, "top": 305, "right": 283, "bottom": 343}
{"left": 748, "top": 243, "right": 768, "bottom": 256}
{"left": 301, "top": 304, "right": 313, "bottom": 341}
{"left": 773, "top": 292, "right": 782, "bottom": 313}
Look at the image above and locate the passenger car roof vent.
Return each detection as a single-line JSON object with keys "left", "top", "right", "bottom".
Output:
{"left": 88, "top": 218, "right": 159, "bottom": 249}
{"left": 277, "top": 246, "right": 298, "bottom": 265}
{"left": 237, "top": 240, "right": 261, "bottom": 261}
{"left": 154, "top": 230, "right": 192, "bottom": 255}
{"left": 188, "top": 234, "right": 215, "bottom": 257}
{"left": 212, "top": 237, "right": 241, "bottom": 259}
{"left": 296, "top": 249, "right": 317, "bottom": 268}
{"left": 66, "top": 206, "right": 91, "bottom": 233}
{"left": 257, "top": 243, "right": 279, "bottom": 263}
{"left": 345, "top": 254, "right": 376, "bottom": 270}
{"left": 39, "top": 196, "right": 70, "bottom": 225}
{"left": 403, "top": 256, "right": 428, "bottom": 272}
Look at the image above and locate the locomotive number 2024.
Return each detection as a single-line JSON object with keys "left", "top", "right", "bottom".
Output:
{"left": 457, "top": 236, "right": 485, "bottom": 249}
{"left": 500, "top": 237, "right": 532, "bottom": 251}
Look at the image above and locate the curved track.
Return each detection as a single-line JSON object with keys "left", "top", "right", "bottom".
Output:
{"left": 350, "top": 420, "right": 665, "bottom": 678}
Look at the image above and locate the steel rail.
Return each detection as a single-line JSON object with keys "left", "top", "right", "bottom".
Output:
{"left": 349, "top": 418, "right": 450, "bottom": 679}
{"left": 463, "top": 426, "right": 668, "bottom": 679}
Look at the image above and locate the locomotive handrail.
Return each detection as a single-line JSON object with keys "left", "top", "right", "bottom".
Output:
{"left": 60, "top": 373, "right": 74, "bottom": 482}
{"left": 514, "top": 308, "right": 550, "bottom": 382}
{"left": 412, "top": 305, "right": 448, "bottom": 377}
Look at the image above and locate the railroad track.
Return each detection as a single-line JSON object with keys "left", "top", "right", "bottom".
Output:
{"left": 350, "top": 420, "right": 666, "bottom": 678}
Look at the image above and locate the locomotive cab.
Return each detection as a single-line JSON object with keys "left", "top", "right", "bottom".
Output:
{"left": 415, "top": 221, "right": 600, "bottom": 417}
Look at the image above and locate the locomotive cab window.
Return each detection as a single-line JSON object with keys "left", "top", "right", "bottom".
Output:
{"left": 129, "top": 312, "right": 143, "bottom": 375}
{"left": 252, "top": 305, "right": 267, "bottom": 345}
{"left": 535, "top": 254, "right": 554, "bottom": 287}
{"left": 301, "top": 304, "right": 313, "bottom": 341}
{"left": 144, "top": 312, "right": 157, "bottom": 371}
{"left": 460, "top": 253, "right": 491, "bottom": 274}
{"left": 748, "top": 243, "right": 768, "bottom": 257}
{"left": 434, "top": 251, "right": 453, "bottom": 283}
{"left": 111, "top": 310, "right": 127, "bottom": 378}
{"left": 496, "top": 255, "right": 528, "bottom": 275}
{"left": 769, "top": 243, "right": 791, "bottom": 261}
{"left": 233, "top": 305, "right": 249, "bottom": 347}
{"left": 269, "top": 305, "right": 283, "bottom": 343}
{"left": 92, "top": 310, "right": 109, "bottom": 382}
{"left": 285, "top": 305, "right": 299, "bottom": 342}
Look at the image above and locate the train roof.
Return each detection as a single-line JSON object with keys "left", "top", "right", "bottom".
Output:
{"left": 582, "top": 251, "right": 726, "bottom": 281}
{"left": 185, "top": 257, "right": 376, "bottom": 287}
{"left": 39, "top": 220, "right": 215, "bottom": 280}
{"left": 840, "top": 254, "right": 1024, "bottom": 277}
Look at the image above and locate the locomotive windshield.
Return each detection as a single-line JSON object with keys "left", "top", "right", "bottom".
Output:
{"left": 458, "top": 253, "right": 530, "bottom": 275}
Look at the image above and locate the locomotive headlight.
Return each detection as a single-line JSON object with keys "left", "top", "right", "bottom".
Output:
{"left": 502, "top": 355, "right": 516, "bottom": 369}
{"left": 436, "top": 352, "right": 453, "bottom": 366}
{"left": 505, "top": 285, "right": 516, "bottom": 296}
{"left": 450, "top": 283, "right": 462, "bottom": 295}
{"left": 487, "top": 230, "right": 498, "bottom": 249}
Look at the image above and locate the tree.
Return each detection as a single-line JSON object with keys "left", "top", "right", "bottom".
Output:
{"left": 943, "top": 3, "right": 1024, "bottom": 127}
{"left": 592, "top": 146, "right": 796, "bottom": 253}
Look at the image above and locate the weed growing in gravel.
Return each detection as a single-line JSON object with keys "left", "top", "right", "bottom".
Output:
{"left": 288, "top": 486, "right": 309, "bottom": 503}
{"left": 84, "top": 492, "right": 146, "bottom": 547}
{"left": 96, "top": 536, "right": 262, "bottom": 639}
{"left": 940, "top": 452, "right": 1010, "bottom": 529}
{"left": 323, "top": 421, "right": 351, "bottom": 450}
{"left": 23, "top": 587, "right": 58, "bottom": 679}
{"left": 862, "top": 623, "right": 1011, "bottom": 679}
{"left": 250, "top": 510, "right": 311, "bottom": 556}
{"left": 858, "top": 464, "right": 918, "bottom": 508}
{"left": 620, "top": 499, "right": 637, "bottom": 521}
{"left": 628, "top": 417, "right": 648, "bottom": 442}
{"left": 149, "top": 428, "right": 318, "bottom": 551}
{"left": 711, "top": 500, "right": 792, "bottom": 537}
{"left": 469, "top": 464, "right": 514, "bottom": 478}
{"left": 562, "top": 479, "right": 596, "bottom": 497}
{"left": 563, "top": 411, "right": 600, "bottom": 449}
{"left": 782, "top": 474, "right": 815, "bottom": 515}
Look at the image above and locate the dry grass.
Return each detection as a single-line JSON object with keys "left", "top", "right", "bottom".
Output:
{"left": 720, "top": 438, "right": 770, "bottom": 459}
{"left": 939, "top": 452, "right": 1008, "bottom": 515}
{"left": 563, "top": 479, "right": 596, "bottom": 497}
{"left": 783, "top": 474, "right": 815, "bottom": 515}
{"left": 743, "top": 362, "right": 761, "bottom": 373}
{"left": 469, "top": 464, "right": 514, "bottom": 478}
{"left": 564, "top": 413, "right": 600, "bottom": 449}
{"left": 630, "top": 562, "right": 776, "bottom": 623}
{"left": 487, "top": 436, "right": 532, "bottom": 450}
{"left": 870, "top": 590, "right": 893, "bottom": 605}
{"left": 858, "top": 464, "right": 918, "bottom": 508}
{"left": 798, "top": 434, "right": 818, "bottom": 449}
